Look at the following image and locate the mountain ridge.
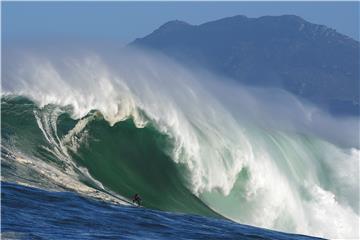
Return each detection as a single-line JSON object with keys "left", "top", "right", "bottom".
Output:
{"left": 131, "top": 15, "right": 359, "bottom": 115}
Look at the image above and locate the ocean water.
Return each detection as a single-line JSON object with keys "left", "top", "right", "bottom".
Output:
{"left": 1, "top": 182, "right": 324, "bottom": 240}
{"left": 1, "top": 50, "right": 359, "bottom": 239}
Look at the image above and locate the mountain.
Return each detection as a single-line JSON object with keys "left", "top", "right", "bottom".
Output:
{"left": 131, "top": 15, "right": 359, "bottom": 116}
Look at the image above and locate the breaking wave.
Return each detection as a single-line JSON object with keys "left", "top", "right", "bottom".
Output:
{"left": 1, "top": 49, "right": 359, "bottom": 239}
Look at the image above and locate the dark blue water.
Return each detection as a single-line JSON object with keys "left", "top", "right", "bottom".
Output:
{"left": 1, "top": 182, "right": 324, "bottom": 240}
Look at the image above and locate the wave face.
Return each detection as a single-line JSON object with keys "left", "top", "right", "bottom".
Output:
{"left": 2, "top": 49, "right": 359, "bottom": 239}
{"left": 1, "top": 96, "right": 217, "bottom": 217}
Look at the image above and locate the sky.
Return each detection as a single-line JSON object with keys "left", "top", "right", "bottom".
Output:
{"left": 2, "top": 1, "right": 359, "bottom": 47}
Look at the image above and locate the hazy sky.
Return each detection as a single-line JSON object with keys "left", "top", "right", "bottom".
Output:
{"left": 2, "top": 1, "right": 359, "bottom": 47}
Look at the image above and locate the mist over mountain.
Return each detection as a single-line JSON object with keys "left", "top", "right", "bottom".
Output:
{"left": 131, "top": 15, "right": 359, "bottom": 116}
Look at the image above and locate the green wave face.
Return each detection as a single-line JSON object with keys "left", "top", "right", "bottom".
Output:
{"left": 2, "top": 97, "right": 46, "bottom": 155}
{"left": 1, "top": 96, "right": 218, "bottom": 217}
{"left": 71, "top": 118, "right": 217, "bottom": 216}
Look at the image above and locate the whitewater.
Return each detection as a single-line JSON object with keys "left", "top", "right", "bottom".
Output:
{"left": 2, "top": 48, "right": 359, "bottom": 239}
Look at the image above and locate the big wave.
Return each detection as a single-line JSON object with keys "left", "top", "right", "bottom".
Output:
{"left": 2, "top": 48, "right": 359, "bottom": 239}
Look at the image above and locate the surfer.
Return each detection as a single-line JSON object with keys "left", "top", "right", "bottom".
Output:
{"left": 132, "top": 193, "right": 142, "bottom": 206}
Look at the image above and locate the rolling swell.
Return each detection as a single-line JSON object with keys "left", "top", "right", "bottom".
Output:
{"left": 1, "top": 96, "right": 219, "bottom": 217}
